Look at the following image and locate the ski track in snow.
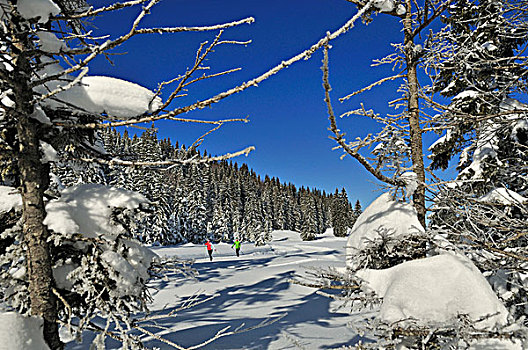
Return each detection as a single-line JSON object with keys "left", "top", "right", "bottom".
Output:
{"left": 66, "top": 231, "right": 364, "bottom": 349}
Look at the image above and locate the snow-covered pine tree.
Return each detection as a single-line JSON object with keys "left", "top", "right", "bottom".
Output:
{"left": 352, "top": 199, "right": 362, "bottom": 224}
{"left": 186, "top": 164, "right": 209, "bottom": 243}
{"left": 330, "top": 188, "right": 350, "bottom": 237}
{"left": 300, "top": 188, "right": 318, "bottom": 241}
{"left": 427, "top": 0, "right": 528, "bottom": 323}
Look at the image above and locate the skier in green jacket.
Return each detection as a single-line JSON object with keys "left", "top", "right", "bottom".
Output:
{"left": 231, "top": 238, "right": 241, "bottom": 257}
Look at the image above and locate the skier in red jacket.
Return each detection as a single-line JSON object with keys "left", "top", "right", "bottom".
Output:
{"left": 205, "top": 240, "right": 215, "bottom": 261}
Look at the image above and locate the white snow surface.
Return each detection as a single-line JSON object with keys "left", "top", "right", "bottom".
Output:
{"left": 460, "top": 120, "right": 500, "bottom": 179}
{"left": 454, "top": 90, "right": 479, "bottom": 100}
{"left": 499, "top": 98, "right": 528, "bottom": 111}
{"left": 0, "top": 312, "right": 50, "bottom": 350}
{"left": 101, "top": 244, "right": 154, "bottom": 297}
{"left": 17, "top": 0, "right": 60, "bottom": 23}
{"left": 346, "top": 193, "right": 424, "bottom": 268}
{"left": 373, "top": 0, "right": 395, "bottom": 12}
{"left": 66, "top": 229, "right": 354, "bottom": 349}
{"left": 75, "top": 76, "right": 162, "bottom": 118}
{"left": 356, "top": 253, "right": 509, "bottom": 329}
{"left": 399, "top": 171, "right": 418, "bottom": 198}
{"left": 0, "top": 186, "right": 22, "bottom": 214}
{"left": 469, "top": 338, "right": 524, "bottom": 350}
{"left": 44, "top": 183, "right": 149, "bottom": 237}
{"left": 428, "top": 129, "right": 452, "bottom": 151}
{"left": 479, "top": 187, "right": 527, "bottom": 205}
{"left": 30, "top": 105, "right": 52, "bottom": 125}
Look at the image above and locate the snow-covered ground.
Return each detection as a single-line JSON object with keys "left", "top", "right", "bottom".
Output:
{"left": 67, "top": 230, "right": 359, "bottom": 349}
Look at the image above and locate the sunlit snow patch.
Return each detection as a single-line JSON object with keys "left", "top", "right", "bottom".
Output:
{"left": 479, "top": 187, "right": 527, "bottom": 205}
{"left": 0, "top": 186, "right": 22, "bottom": 214}
{"left": 44, "top": 183, "right": 149, "bottom": 237}
{"left": 356, "top": 253, "right": 509, "bottom": 330}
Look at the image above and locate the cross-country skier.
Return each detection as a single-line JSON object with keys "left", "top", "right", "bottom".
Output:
{"left": 205, "top": 240, "right": 215, "bottom": 261}
{"left": 231, "top": 238, "right": 241, "bottom": 257}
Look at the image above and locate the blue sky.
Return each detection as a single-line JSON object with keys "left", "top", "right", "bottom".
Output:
{"left": 88, "top": 0, "right": 436, "bottom": 206}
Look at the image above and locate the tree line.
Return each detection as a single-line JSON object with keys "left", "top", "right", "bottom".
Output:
{"left": 52, "top": 126, "right": 362, "bottom": 245}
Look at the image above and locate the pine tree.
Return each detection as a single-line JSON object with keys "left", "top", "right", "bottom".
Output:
{"left": 331, "top": 188, "right": 350, "bottom": 237}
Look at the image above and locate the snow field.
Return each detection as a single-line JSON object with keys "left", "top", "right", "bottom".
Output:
{"left": 132, "top": 230, "right": 355, "bottom": 350}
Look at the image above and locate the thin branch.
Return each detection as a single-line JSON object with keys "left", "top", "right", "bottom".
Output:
{"left": 33, "top": 1, "right": 255, "bottom": 88}
{"left": 322, "top": 43, "right": 404, "bottom": 187}
{"left": 339, "top": 74, "right": 405, "bottom": 102}
{"left": 78, "top": 146, "right": 255, "bottom": 167}
{"left": 189, "top": 123, "right": 224, "bottom": 150}
{"left": 39, "top": 67, "right": 89, "bottom": 101}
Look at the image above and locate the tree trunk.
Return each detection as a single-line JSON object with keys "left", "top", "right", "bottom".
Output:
{"left": 403, "top": 0, "right": 427, "bottom": 228}
{"left": 12, "top": 31, "right": 63, "bottom": 350}
{"left": 17, "top": 116, "right": 62, "bottom": 349}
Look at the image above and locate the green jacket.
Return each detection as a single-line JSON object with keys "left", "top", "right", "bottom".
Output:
{"left": 232, "top": 240, "right": 241, "bottom": 249}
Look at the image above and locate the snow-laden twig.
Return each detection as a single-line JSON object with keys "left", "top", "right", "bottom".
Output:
{"left": 78, "top": 146, "right": 255, "bottom": 167}
{"left": 339, "top": 74, "right": 405, "bottom": 102}
{"left": 39, "top": 67, "right": 88, "bottom": 101}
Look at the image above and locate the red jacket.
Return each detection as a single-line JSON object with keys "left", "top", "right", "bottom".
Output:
{"left": 205, "top": 241, "right": 213, "bottom": 251}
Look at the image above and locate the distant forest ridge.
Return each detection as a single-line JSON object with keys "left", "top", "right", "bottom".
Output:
{"left": 54, "top": 126, "right": 362, "bottom": 245}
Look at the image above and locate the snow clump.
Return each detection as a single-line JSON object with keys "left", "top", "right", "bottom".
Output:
{"left": 16, "top": 0, "right": 60, "bottom": 24}
{"left": 479, "top": 187, "right": 527, "bottom": 205}
{"left": 346, "top": 192, "right": 424, "bottom": 269}
{"left": 0, "top": 185, "right": 22, "bottom": 214}
{"left": 44, "top": 183, "right": 149, "bottom": 237}
{"left": 0, "top": 312, "right": 50, "bottom": 350}
{"left": 356, "top": 253, "right": 509, "bottom": 329}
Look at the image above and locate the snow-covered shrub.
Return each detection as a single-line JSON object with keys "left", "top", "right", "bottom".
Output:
{"left": 0, "top": 184, "right": 160, "bottom": 345}
{"left": 346, "top": 192, "right": 428, "bottom": 271}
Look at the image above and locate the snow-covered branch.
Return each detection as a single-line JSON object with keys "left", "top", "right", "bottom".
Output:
{"left": 339, "top": 74, "right": 405, "bottom": 102}
{"left": 78, "top": 146, "right": 255, "bottom": 167}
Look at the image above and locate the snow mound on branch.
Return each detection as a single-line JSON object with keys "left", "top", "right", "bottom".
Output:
{"left": 36, "top": 61, "right": 162, "bottom": 118}
{"left": 454, "top": 90, "right": 479, "bottom": 100}
{"left": 346, "top": 193, "right": 424, "bottom": 268}
{"left": 479, "top": 187, "right": 527, "bottom": 205}
{"left": 469, "top": 338, "right": 524, "bottom": 350}
{"left": 499, "top": 98, "right": 528, "bottom": 111}
{"left": 37, "top": 31, "right": 67, "bottom": 52}
{"left": 356, "top": 253, "right": 509, "bottom": 329}
{"left": 0, "top": 186, "right": 22, "bottom": 214}
{"left": 17, "top": 0, "right": 60, "bottom": 24}
{"left": 428, "top": 129, "right": 452, "bottom": 151}
{"left": 77, "top": 76, "right": 163, "bottom": 118}
{"left": 44, "top": 183, "right": 149, "bottom": 237}
{"left": 0, "top": 312, "right": 50, "bottom": 350}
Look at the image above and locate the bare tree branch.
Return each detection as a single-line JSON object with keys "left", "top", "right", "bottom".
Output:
{"left": 322, "top": 44, "right": 404, "bottom": 187}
